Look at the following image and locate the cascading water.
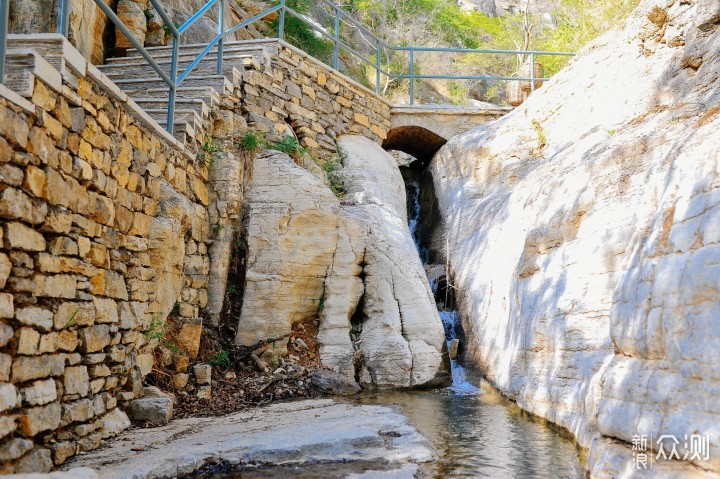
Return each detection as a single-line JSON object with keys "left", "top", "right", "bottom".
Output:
{"left": 350, "top": 158, "right": 586, "bottom": 478}
{"left": 404, "top": 168, "right": 481, "bottom": 394}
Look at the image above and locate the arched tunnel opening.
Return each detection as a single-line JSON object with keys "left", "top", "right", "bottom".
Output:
{"left": 382, "top": 125, "right": 448, "bottom": 167}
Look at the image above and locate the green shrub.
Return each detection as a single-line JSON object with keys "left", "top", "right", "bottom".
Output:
{"left": 238, "top": 130, "right": 263, "bottom": 153}
{"left": 209, "top": 350, "right": 230, "bottom": 366}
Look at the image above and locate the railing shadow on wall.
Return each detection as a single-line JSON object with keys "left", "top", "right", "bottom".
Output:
{"left": 0, "top": 0, "right": 573, "bottom": 134}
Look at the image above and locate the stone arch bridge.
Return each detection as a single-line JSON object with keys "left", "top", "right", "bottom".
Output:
{"left": 384, "top": 105, "right": 510, "bottom": 163}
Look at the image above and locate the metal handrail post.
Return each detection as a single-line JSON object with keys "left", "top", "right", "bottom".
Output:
{"left": 57, "top": 0, "right": 71, "bottom": 36}
{"left": 333, "top": 6, "right": 339, "bottom": 70}
{"left": 375, "top": 39, "right": 380, "bottom": 95}
{"left": 0, "top": 0, "right": 8, "bottom": 84}
{"left": 530, "top": 51, "right": 535, "bottom": 92}
{"left": 278, "top": 0, "right": 285, "bottom": 40}
{"left": 217, "top": 0, "right": 224, "bottom": 75}
{"left": 409, "top": 48, "right": 414, "bottom": 106}
{"left": 167, "top": 35, "right": 179, "bottom": 135}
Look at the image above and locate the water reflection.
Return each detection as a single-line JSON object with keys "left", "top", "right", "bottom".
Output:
{"left": 353, "top": 386, "right": 585, "bottom": 479}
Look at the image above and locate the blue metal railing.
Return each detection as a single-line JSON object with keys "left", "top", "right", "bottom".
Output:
{"left": 0, "top": 0, "right": 573, "bottom": 131}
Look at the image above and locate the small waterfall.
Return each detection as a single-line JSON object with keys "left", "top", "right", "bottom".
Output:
{"left": 402, "top": 162, "right": 480, "bottom": 395}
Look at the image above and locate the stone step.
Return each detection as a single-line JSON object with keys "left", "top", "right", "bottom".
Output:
{"left": 118, "top": 86, "right": 221, "bottom": 104}
{"left": 145, "top": 108, "right": 203, "bottom": 128}
{"left": 104, "top": 45, "right": 270, "bottom": 67}
{"left": 99, "top": 60, "right": 247, "bottom": 84}
{"left": 99, "top": 53, "right": 256, "bottom": 78}
{"left": 133, "top": 98, "right": 210, "bottom": 118}
{"left": 110, "top": 75, "right": 233, "bottom": 97}
{"left": 3, "top": 49, "right": 62, "bottom": 97}
{"left": 120, "top": 38, "right": 278, "bottom": 60}
{"left": 6, "top": 34, "right": 86, "bottom": 88}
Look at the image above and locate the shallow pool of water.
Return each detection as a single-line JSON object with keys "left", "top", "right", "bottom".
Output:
{"left": 351, "top": 381, "right": 586, "bottom": 479}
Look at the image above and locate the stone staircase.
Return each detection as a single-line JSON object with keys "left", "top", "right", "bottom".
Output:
{"left": 95, "top": 39, "right": 279, "bottom": 145}
{"left": 2, "top": 35, "right": 280, "bottom": 156}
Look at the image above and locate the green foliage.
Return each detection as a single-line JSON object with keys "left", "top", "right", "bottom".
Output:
{"left": 270, "top": 135, "right": 305, "bottom": 159}
{"left": 65, "top": 309, "right": 79, "bottom": 329}
{"left": 340, "top": 0, "right": 640, "bottom": 103}
{"left": 311, "top": 296, "right": 326, "bottom": 312}
{"left": 212, "top": 223, "right": 225, "bottom": 238}
{"left": 144, "top": 316, "right": 167, "bottom": 341}
{"left": 271, "top": 0, "right": 333, "bottom": 63}
{"left": 531, "top": 119, "right": 546, "bottom": 148}
{"left": 209, "top": 350, "right": 230, "bottom": 366}
{"left": 164, "top": 340, "right": 179, "bottom": 353}
{"left": 199, "top": 134, "right": 223, "bottom": 168}
{"left": 238, "top": 130, "right": 264, "bottom": 153}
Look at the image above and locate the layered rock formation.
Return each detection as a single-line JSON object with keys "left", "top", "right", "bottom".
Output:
{"left": 431, "top": 0, "right": 719, "bottom": 476}
{"left": 236, "top": 136, "right": 449, "bottom": 388}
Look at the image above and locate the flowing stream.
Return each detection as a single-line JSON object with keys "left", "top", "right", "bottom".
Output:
{"left": 349, "top": 165, "right": 586, "bottom": 478}
{"left": 211, "top": 164, "right": 585, "bottom": 479}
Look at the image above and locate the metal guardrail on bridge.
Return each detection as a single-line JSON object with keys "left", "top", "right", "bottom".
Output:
{"left": 0, "top": 0, "right": 573, "bottom": 134}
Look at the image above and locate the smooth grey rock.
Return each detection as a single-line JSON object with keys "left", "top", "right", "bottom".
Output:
{"left": 9, "top": 468, "right": 98, "bottom": 479}
{"left": 309, "top": 369, "right": 361, "bottom": 396}
{"left": 127, "top": 390, "right": 173, "bottom": 425}
{"left": 65, "top": 399, "right": 434, "bottom": 479}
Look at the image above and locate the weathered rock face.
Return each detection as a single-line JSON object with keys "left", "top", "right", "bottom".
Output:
{"left": 431, "top": 0, "right": 720, "bottom": 476}
{"left": 236, "top": 137, "right": 449, "bottom": 388}
{"left": 458, "top": 0, "right": 558, "bottom": 16}
{"left": 9, "top": 0, "right": 112, "bottom": 64}
{"left": 66, "top": 399, "right": 435, "bottom": 478}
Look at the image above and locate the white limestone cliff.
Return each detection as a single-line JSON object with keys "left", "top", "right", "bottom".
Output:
{"left": 430, "top": 0, "right": 720, "bottom": 476}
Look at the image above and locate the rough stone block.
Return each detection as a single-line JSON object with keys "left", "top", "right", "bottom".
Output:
{"left": 78, "top": 325, "right": 111, "bottom": 353}
{"left": 18, "top": 402, "right": 62, "bottom": 436}
{"left": 55, "top": 302, "right": 95, "bottom": 329}
{"left": 0, "top": 383, "right": 20, "bottom": 413}
{"left": 127, "top": 392, "right": 173, "bottom": 425}
{"left": 4, "top": 222, "right": 46, "bottom": 251}
{"left": 11, "top": 355, "right": 65, "bottom": 383}
{"left": 0, "top": 437, "right": 33, "bottom": 462}
{"left": 64, "top": 366, "right": 90, "bottom": 397}
{"left": 176, "top": 318, "right": 202, "bottom": 358}
{"left": 90, "top": 270, "right": 129, "bottom": 300}
{"left": 16, "top": 327, "right": 40, "bottom": 355}
{"left": 21, "top": 378, "right": 57, "bottom": 406}
{"left": 100, "top": 408, "right": 131, "bottom": 439}
{"left": 16, "top": 307, "right": 53, "bottom": 331}
{"left": 192, "top": 364, "right": 212, "bottom": 385}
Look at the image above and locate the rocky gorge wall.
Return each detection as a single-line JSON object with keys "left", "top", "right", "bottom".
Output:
{"left": 430, "top": 0, "right": 720, "bottom": 476}
{"left": 0, "top": 41, "right": 214, "bottom": 472}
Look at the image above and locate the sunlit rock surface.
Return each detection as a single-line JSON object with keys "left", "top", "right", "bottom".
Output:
{"left": 430, "top": 0, "right": 720, "bottom": 476}
{"left": 65, "top": 399, "right": 434, "bottom": 478}
{"left": 236, "top": 138, "right": 448, "bottom": 388}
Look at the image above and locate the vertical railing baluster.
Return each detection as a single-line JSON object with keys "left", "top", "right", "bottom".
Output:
{"left": 217, "top": 0, "right": 224, "bottom": 75}
{"left": 333, "top": 6, "right": 339, "bottom": 70}
{"left": 375, "top": 39, "right": 380, "bottom": 95}
{"left": 278, "top": 0, "right": 285, "bottom": 40}
{"left": 409, "top": 48, "right": 414, "bottom": 106}
{"left": 0, "top": 0, "right": 9, "bottom": 84}
{"left": 167, "top": 34, "right": 179, "bottom": 136}
{"left": 57, "top": 0, "right": 71, "bottom": 36}
{"left": 530, "top": 51, "right": 535, "bottom": 92}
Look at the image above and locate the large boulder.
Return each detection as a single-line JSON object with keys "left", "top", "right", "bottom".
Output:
{"left": 236, "top": 139, "right": 449, "bottom": 389}
{"left": 430, "top": 0, "right": 720, "bottom": 476}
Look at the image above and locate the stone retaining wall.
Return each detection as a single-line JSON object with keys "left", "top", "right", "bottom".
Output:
{"left": 0, "top": 48, "right": 211, "bottom": 472}
{"left": 242, "top": 41, "right": 392, "bottom": 160}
